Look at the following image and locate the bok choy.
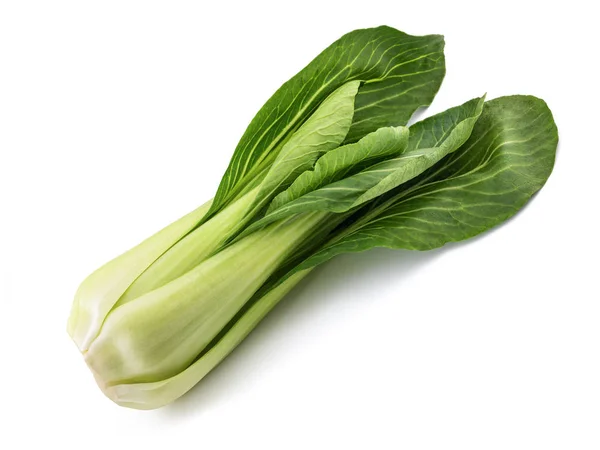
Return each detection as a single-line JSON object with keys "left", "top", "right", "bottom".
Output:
{"left": 67, "top": 26, "right": 557, "bottom": 410}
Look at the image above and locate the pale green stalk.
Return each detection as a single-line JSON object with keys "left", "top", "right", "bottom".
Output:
{"left": 68, "top": 189, "right": 260, "bottom": 352}
{"left": 118, "top": 187, "right": 260, "bottom": 304}
{"left": 67, "top": 200, "right": 212, "bottom": 351}
{"left": 84, "top": 212, "right": 330, "bottom": 389}
{"left": 101, "top": 269, "right": 312, "bottom": 409}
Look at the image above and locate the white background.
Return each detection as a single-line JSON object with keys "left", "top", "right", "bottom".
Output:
{"left": 1, "top": 1, "right": 598, "bottom": 449}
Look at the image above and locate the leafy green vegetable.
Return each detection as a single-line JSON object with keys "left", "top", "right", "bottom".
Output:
{"left": 67, "top": 26, "right": 557, "bottom": 411}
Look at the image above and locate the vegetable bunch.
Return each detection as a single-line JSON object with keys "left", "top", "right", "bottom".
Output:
{"left": 68, "top": 26, "right": 558, "bottom": 409}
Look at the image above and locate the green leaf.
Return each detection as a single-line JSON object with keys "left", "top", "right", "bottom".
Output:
{"left": 268, "top": 126, "right": 409, "bottom": 213}
{"left": 294, "top": 95, "right": 558, "bottom": 269}
{"left": 242, "top": 96, "right": 484, "bottom": 235}
{"left": 250, "top": 80, "right": 360, "bottom": 211}
{"left": 407, "top": 96, "right": 485, "bottom": 152}
{"left": 208, "top": 26, "right": 446, "bottom": 218}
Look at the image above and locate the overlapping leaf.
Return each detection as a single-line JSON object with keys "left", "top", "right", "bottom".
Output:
{"left": 207, "top": 26, "right": 446, "bottom": 218}
{"left": 248, "top": 81, "right": 360, "bottom": 213}
{"left": 292, "top": 95, "right": 558, "bottom": 271}
{"left": 240, "top": 96, "right": 484, "bottom": 236}
{"left": 268, "top": 126, "right": 409, "bottom": 213}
